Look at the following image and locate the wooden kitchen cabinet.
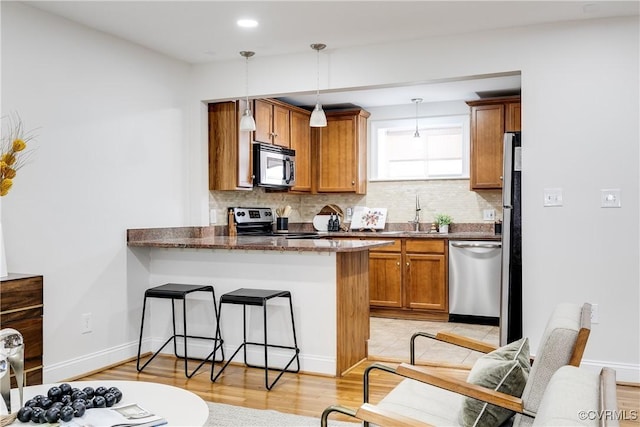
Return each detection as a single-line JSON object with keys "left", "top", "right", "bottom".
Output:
{"left": 0, "top": 274, "right": 44, "bottom": 386}
{"left": 467, "top": 96, "right": 521, "bottom": 190}
{"left": 254, "top": 99, "right": 291, "bottom": 147}
{"left": 312, "top": 108, "right": 369, "bottom": 194}
{"left": 289, "top": 109, "right": 312, "bottom": 192}
{"left": 208, "top": 100, "right": 253, "bottom": 190}
{"left": 405, "top": 240, "right": 447, "bottom": 313}
{"left": 368, "top": 239, "right": 402, "bottom": 308}
{"left": 368, "top": 238, "right": 448, "bottom": 320}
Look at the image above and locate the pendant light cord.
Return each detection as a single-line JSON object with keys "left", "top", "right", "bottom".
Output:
{"left": 315, "top": 47, "right": 320, "bottom": 105}
{"left": 245, "top": 55, "right": 250, "bottom": 108}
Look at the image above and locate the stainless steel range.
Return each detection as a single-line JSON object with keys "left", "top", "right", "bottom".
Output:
{"left": 230, "top": 207, "right": 320, "bottom": 239}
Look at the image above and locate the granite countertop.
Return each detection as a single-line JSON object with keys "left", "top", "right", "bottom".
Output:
{"left": 323, "top": 230, "right": 501, "bottom": 240}
{"left": 126, "top": 227, "right": 393, "bottom": 253}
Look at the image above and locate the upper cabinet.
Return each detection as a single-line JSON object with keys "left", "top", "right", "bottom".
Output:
{"left": 467, "top": 96, "right": 521, "bottom": 190}
{"left": 254, "top": 99, "right": 291, "bottom": 147}
{"left": 289, "top": 109, "right": 312, "bottom": 193}
{"left": 207, "top": 99, "right": 368, "bottom": 194}
{"left": 312, "top": 108, "right": 369, "bottom": 194}
{"left": 208, "top": 100, "right": 253, "bottom": 190}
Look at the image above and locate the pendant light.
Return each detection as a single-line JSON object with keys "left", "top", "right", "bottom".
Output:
{"left": 239, "top": 51, "right": 256, "bottom": 132}
{"left": 309, "top": 43, "right": 327, "bottom": 127}
{"left": 412, "top": 98, "right": 423, "bottom": 138}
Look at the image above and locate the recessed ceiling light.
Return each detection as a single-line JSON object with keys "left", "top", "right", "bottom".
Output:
{"left": 237, "top": 19, "right": 258, "bottom": 28}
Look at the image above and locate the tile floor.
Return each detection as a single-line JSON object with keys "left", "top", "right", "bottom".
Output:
{"left": 368, "top": 316, "right": 499, "bottom": 366}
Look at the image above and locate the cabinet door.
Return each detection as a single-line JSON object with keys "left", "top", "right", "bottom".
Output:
{"left": 208, "top": 101, "right": 252, "bottom": 190}
{"left": 405, "top": 253, "right": 447, "bottom": 312}
{"left": 272, "top": 104, "right": 291, "bottom": 147}
{"left": 253, "top": 99, "right": 273, "bottom": 144}
{"left": 505, "top": 102, "right": 521, "bottom": 132}
{"left": 369, "top": 252, "right": 402, "bottom": 308}
{"left": 470, "top": 104, "right": 505, "bottom": 189}
{"left": 317, "top": 114, "right": 358, "bottom": 192}
{"left": 290, "top": 110, "right": 311, "bottom": 192}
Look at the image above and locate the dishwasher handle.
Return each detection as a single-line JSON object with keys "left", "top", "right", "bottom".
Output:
{"left": 450, "top": 242, "right": 502, "bottom": 249}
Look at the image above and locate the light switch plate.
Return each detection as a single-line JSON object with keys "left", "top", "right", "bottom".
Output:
{"left": 209, "top": 209, "right": 217, "bottom": 224}
{"left": 543, "top": 188, "right": 563, "bottom": 207}
{"left": 601, "top": 189, "right": 621, "bottom": 208}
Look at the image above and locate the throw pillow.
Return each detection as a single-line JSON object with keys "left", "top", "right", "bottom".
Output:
{"left": 458, "top": 337, "right": 530, "bottom": 427}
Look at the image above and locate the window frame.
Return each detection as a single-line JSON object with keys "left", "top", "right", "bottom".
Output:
{"left": 369, "top": 114, "right": 470, "bottom": 182}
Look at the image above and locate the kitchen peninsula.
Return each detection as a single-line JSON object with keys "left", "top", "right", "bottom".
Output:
{"left": 127, "top": 227, "right": 392, "bottom": 377}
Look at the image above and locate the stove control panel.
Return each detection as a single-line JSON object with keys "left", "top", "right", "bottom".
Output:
{"left": 232, "top": 207, "right": 273, "bottom": 224}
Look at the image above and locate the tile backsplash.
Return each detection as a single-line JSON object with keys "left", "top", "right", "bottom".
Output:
{"left": 209, "top": 180, "right": 501, "bottom": 227}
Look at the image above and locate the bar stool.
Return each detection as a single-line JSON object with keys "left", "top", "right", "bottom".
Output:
{"left": 211, "top": 288, "right": 300, "bottom": 390}
{"left": 137, "top": 283, "right": 224, "bottom": 378}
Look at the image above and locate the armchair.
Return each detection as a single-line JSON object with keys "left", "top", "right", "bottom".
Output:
{"left": 322, "top": 303, "right": 592, "bottom": 427}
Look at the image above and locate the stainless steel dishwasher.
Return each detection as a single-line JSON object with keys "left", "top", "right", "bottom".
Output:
{"left": 448, "top": 240, "right": 502, "bottom": 325}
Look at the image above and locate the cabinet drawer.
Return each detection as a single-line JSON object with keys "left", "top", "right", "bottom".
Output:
{"left": 405, "top": 239, "right": 445, "bottom": 254}
{"left": 367, "top": 238, "right": 401, "bottom": 252}
{"left": 0, "top": 276, "right": 43, "bottom": 312}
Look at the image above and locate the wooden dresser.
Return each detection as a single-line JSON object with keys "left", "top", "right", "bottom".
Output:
{"left": 0, "top": 273, "right": 43, "bottom": 386}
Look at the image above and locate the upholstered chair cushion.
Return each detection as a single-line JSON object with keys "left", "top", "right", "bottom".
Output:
{"left": 459, "top": 337, "right": 530, "bottom": 427}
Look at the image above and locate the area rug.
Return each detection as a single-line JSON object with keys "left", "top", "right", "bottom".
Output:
{"left": 205, "top": 401, "right": 359, "bottom": 426}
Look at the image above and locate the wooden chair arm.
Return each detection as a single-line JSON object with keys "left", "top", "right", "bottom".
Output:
{"left": 396, "top": 363, "right": 524, "bottom": 413}
{"left": 355, "top": 403, "right": 435, "bottom": 427}
{"left": 434, "top": 332, "right": 498, "bottom": 354}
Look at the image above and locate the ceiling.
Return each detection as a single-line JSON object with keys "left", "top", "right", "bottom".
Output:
{"left": 25, "top": 1, "right": 639, "bottom": 108}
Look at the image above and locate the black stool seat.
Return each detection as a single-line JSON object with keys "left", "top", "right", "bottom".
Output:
{"left": 212, "top": 288, "right": 300, "bottom": 390}
{"left": 145, "top": 283, "right": 213, "bottom": 299}
{"left": 137, "top": 283, "right": 224, "bottom": 378}
{"left": 220, "top": 288, "right": 291, "bottom": 305}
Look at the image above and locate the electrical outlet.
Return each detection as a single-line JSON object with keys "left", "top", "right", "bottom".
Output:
{"left": 82, "top": 313, "right": 93, "bottom": 334}
{"left": 483, "top": 209, "right": 496, "bottom": 221}
{"left": 590, "top": 304, "right": 599, "bottom": 324}
{"left": 601, "top": 189, "right": 621, "bottom": 208}
{"left": 209, "top": 209, "right": 217, "bottom": 224}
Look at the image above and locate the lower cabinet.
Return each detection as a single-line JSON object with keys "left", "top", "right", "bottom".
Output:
{"left": 369, "top": 240, "right": 402, "bottom": 308}
{"left": 369, "top": 238, "right": 448, "bottom": 320}
{"left": 0, "top": 274, "right": 44, "bottom": 386}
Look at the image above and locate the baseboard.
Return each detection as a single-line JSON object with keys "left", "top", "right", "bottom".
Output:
{"left": 580, "top": 358, "right": 640, "bottom": 384}
{"left": 44, "top": 337, "right": 337, "bottom": 381}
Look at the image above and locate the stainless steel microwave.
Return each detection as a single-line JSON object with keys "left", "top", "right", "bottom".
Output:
{"left": 253, "top": 143, "right": 296, "bottom": 189}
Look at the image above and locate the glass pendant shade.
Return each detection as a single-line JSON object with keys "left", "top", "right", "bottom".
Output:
{"left": 239, "top": 108, "right": 256, "bottom": 131}
{"left": 310, "top": 103, "right": 327, "bottom": 127}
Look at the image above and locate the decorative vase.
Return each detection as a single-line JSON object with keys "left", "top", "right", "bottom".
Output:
{"left": 439, "top": 224, "right": 449, "bottom": 234}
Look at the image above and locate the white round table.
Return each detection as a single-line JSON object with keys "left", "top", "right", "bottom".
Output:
{"left": 7, "top": 380, "right": 209, "bottom": 426}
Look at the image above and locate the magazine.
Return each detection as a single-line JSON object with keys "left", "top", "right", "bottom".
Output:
{"left": 65, "top": 403, "right": 167, "bottom": 427}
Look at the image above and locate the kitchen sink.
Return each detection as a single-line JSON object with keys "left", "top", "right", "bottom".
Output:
{"left": 377, "top": 231, "right": 404, "bottom": 235}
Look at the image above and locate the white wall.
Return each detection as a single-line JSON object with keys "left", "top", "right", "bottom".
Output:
{"left": 2, "top": 3, "right": 638, "bottom": 383}
{"left": 1, "top": 3, "right": 191, "bottom": 380}
{"left": 192, "top": 17, "right": 640, "bottom": 381}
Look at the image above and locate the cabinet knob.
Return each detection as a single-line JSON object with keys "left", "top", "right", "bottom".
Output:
{"left": 396, "top": 262, "right": 400, "bottom": 266}
{"left": 351, "top": 181, "right": 355, "bottom": 185}
{"left": 406, "top": 262, "right": 410, "bottom": 267}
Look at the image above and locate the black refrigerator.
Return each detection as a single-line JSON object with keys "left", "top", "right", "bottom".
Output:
{"left": 500, "top": 131, "right": 522, "bottom": 345}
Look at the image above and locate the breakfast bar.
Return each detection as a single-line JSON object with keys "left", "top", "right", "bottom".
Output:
{"left": 127, "top": 227, "right": 392, "bottom": 377}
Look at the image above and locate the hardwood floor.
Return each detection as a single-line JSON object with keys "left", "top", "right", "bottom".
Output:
{"left": 76, "top": 355, "right": 640, "bottom": 426}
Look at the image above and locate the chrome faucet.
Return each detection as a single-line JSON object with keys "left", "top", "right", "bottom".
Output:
{"left": 409, "top": 195, "right": 421, "bottom": 232}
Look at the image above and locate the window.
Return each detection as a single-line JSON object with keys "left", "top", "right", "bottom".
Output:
{"left": 370, "top": 115, "right": 469, "bottom": 181}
